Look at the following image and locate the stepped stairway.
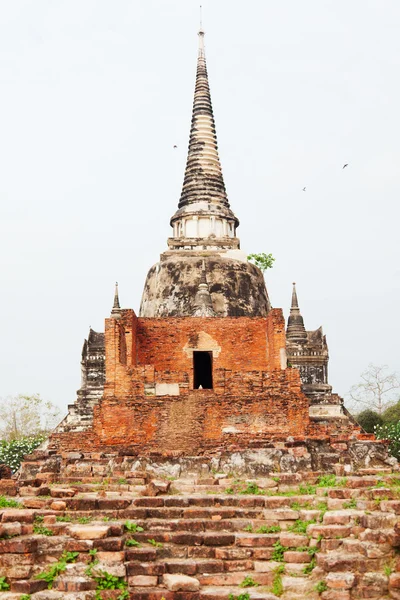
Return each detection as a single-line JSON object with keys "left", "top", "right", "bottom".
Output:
{"left": 1, "top": 455, "right": 400, "bottom": 599}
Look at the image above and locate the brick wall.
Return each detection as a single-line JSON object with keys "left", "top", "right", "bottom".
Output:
{"left": 49, "top": 308, "right": 361, "bottom": 455}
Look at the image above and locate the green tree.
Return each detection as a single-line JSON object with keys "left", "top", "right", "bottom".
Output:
{"left": 247, "top": 253, "right": 275, "bottom": 273}
{"left": 0, "top": 394, "right": 60, "bottom": 441}
{"left": 356, "top": 409, "right": 383, "bottom": 433}
{"left": 381, "top": 400, "right": 400, "bottom": 425}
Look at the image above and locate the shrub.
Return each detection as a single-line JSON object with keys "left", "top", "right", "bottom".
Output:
{"left": 124, "top": 521, "right": 144, "bottom": 533}
{"left": 0, "top": 496, "right": 21, "bottom": 508}
{"left": 356, "top": 409, "right": 383, "bottom": 433}
{"left": 315, "top": 581, "right": 328, "bottom": 593}
{"left": 0, "top": 576, "right": 10, "bottom": 591}
{"left": 0, "top": 435, "right": 45, "bottom": 472}
{"left": 382, "top": 401, "right": 400, "bottom": 425}
{"left": 239, "top": 575, "right": 258, "bottom": 588}
{"left": 375, "top": 422, "right": 400, "bottom": 459}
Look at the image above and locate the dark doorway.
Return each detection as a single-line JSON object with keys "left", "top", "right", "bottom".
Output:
{"left": 193, "top": 351, "right": 213, "bottom": 389}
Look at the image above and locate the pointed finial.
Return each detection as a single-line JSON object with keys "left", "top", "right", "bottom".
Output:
{"left": 198, "top": 6, "right": 205, "bottom": 55}
{"left": 287, "top": 282, "right": 307, "bottom": 342}
{"left": 192, "top": 261, "right": 215, "bottom": 316}
{"left": 111, "top": 282, "right": 122, "bottom": 318}
{"left": 291, "top": 282, "right": 300, "bottom": 310}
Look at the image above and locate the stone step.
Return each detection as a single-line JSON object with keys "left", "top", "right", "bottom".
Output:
{"left": 127, "top": 587, "right": 279, "bottom": 600}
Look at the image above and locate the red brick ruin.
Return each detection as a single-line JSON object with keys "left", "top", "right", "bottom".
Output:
{"left": 1, "top": 26, "right": 399, "bottom": 600}
{"left": 44, "top": 27, "right": 392, "bottom": 476}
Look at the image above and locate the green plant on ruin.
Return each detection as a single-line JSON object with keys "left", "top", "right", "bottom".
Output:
{"left": 102, "top": 516, "right": 110, "bottom": 522}
{"left": 56, "top": 515, "right": 72, "bottom": 522}
{"left": 228, "top": 594, "right": 250, "bottom": 600}
{"left": 239, "top": 575, "right": 259, "bottom": 588}
{"left": 315, "top": 581, "right": 328, "bottom": 593}
{"left": 93, "top": 570, "right": 128, "bottom": 592}
{"left": 77, "top": 516, "right": 92, "bottom": 524}
{"left": 125, "top": 538, "right": 141, "bottom": 547}
{"left": 384, "top": 561, "right": 394, "bottom": 576}
{"left": 225, "top": 481, "right": 265, "bottom": 495}
{"left": 35, "top": 551, "right": 79, "bottom": 588}
{"left": 0, "top": 495, "right": 20, "bottom": 508}
{"left": 0, "top": 576, "right": 10, "bottom": 591}
{"left": 124, "top": 521, "right": 144, "bottom": 533}
{"left": 288, "top": 518, "right": 315, "bottom": 535}
{"left": 240, "top": 482, "right": 265, "bottom": 495}
{"left": 270, "top": 564, "right": 285, "bottom": 597}
{"left": 0, "top": 434, "right": 47, "bottom": 471}
{"left": 117, "top": 478, "right": 128, "bottom": 485}
{"left": 256, "top": 525, "right": 281, "bottom": 534}
{"left": 291, "top": 500, "right": 312, "bottom": 510}
{"left": 33, "top": 525, "right": 54, "bottom": 536}
{"left": 271, "top": 541, "right": 288, "bottom": 562}
{"left": 373, "top": 480, "right": 386, "bottom": 488}
{"left": 247, "top": 253, "right": 275, "bottom": 273}
{"left": 298, "top": 483, "right": 316, "bottom": 495}
{"left": 243, "top": 524, "right": 253, "bottom": 532}
{"left": 316, "top": 474, "right": 337, "bottom": 487}
{"left": 303, "top": 556, "right": 317, "bottom": 574}
{"left": 147, "top": 538, "right": 163, "bottom": 548}
{"left": 34, "top": 515, "right": 44, "bottom": 523}
{"left": 89, "top": 549, "right": 98, "bottom": 557}
{"left": 316, "top": 501, "right": 328, "bottom": 522}
{"left": 343, "top": 498, "right": 357, "bottom": 509}
{"left": 20, "top": 595, "right": 31, "bottom": 600}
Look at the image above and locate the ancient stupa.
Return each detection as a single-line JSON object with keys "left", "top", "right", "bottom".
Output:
{"left": 46, "top": 27, "right": 391, "bottom": 475}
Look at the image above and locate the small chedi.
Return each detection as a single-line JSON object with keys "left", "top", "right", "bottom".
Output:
{"left": 2, "top": 27, "right": 400, "bottom": 600}
{"left": 45, "top": 27, "right": 391, "bottom": 476}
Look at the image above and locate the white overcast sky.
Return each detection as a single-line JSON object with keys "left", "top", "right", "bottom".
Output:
{"left": 0, "top": 0, "right": 399, "bottom": 416}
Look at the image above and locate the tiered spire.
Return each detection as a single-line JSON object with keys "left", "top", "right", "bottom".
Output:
{"left": 192, "top": 261, "right": 215, "bottom": 317}
{"left": 169, "top": 27, "right": 239, "bottom": 249}
{"left": 111, "top": 282, "right": 121, "bottom": 319}
{"left": 286, "top": 283, "right": 307, "bottom": 342}
{"left": 178, "top": 28, "right": 229, "bottom": 209}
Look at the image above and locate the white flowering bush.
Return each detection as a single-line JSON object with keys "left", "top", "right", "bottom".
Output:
{"left": 375, "top": 423, "right": 400, "bottom": 459}
{"left": 0, "top": 435, "right": 45, "bottom": 472}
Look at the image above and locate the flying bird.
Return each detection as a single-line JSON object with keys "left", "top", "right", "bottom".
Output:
{"left": 343, "top": 163, "right": 348, "bottom": 169}
{"left": 173, "top": 145, "right": 178, "bottom": 149}
{"left": 302, "top": 187, "right": 306, "bottom": 192}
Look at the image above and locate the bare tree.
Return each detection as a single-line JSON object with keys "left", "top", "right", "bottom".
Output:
{"left": 349, "top": 364, "right": 400, "bottom": 414}
{"left": 0, "top": 394, "right": 60, "bottom": 441}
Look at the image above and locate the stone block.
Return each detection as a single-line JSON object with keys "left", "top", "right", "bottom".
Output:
{"left": 204, "top": 533, "right": 235, "bottom": 546}
{"left": 2, "top": 509, "right": 34, "bottom": 523}
{"left": 22, "top": 498, "right": 46, "bottom": 509}
{"left": 308, "top": 525, "right": 351, "bottom": 539}
{"left": 326, "top": 572, "right": 355, "bottom": 589}
{"left": 128, "top": 575, "right": 158, "bottom": 587}
{"left": 0, "top": 538, "right": 37, "bottom": 554}
{"left": 10, "top": 579, "right": 48, "bottom": 593}
{"left": 390, "top": 573, "right": 400, "bottom": 589}
{"left": 163, "top": 574, "right": 200, "bottom": 591}
{"left": 236, "top": 533, "right": 279, "bottom": 547}
{"left": 50, "top": 488, "right": 76, "bottom": 498}
{"left": 279, "top": 532, "right": 309, "bottom": 547}
{"left": 263, "top": 508, "right": 299, "bottom": 520}
{"left": 283, "top": 551, "right": 311, "bottom": 563}
{"left": 67, "top": 524, "right": 110, "bottom": 539}
{"left": 50, "top": 501, "right": 66, "bottom": 511}
{"left": 254, "top": 560, "right": 282, "bottom": 572}
{"left": 144, "top": 480, "right": 171, "bottom": 496}
{"left": 0, "top": 522, "right": 22, "bottom": 538}
{"left": 127, "top": 561, "right": 166, "bottom": 576}
{"left": 92, "top": 537, "right": 124, "bottom": 551}
{"left": 0, "top": 480, "right": 17, "bottom": 496}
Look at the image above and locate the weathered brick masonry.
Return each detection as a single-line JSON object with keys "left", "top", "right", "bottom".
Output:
{"left": 51, "top": 310, "right": 312, "bottom": 454}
